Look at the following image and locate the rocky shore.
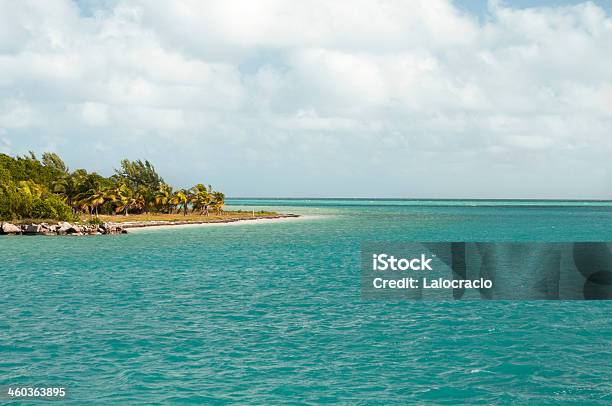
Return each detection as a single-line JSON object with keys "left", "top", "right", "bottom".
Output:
{"left": 0, "top": 221, "right": 127, "bottom": 236}
{"left": 0, "top": 214, "right": 300, "bottom": 236}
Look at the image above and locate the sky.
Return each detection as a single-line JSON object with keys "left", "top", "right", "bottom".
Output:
{"left": 1, "top": 0, "right": 611, "bottom": 199}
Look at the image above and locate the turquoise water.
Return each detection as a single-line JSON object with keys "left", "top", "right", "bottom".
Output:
{"left": 1, "top": 199, "right": 611, "bottom": 404}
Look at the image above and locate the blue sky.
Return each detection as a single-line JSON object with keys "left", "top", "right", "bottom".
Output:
{"left": 1, "top": 0, "right": 612, "bottom": 198}
{"left": 456, "top": 0, "right": 612, "bottom": 16}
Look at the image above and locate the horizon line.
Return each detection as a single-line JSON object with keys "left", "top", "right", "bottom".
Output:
{"left": 225, "top": 197, "right": 612, "bottom": 202}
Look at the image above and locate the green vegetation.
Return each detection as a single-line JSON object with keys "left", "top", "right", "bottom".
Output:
{"left": 0, "top": 152, "right": 225, "bottom": 221}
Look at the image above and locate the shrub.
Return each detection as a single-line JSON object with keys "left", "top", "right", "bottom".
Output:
{"left": 45, "top": 195, "right": 75, "bottom": 221}
{"left": 88, "top": 216, "right": 103, "bottom": 225}
{"left": 31, "top": 198, "right": 57, "bottom": 219}
{"left": 30, "top": 195, "right": 74, "bottom": 221}
{"left": 0, "top": 181, "right": 33, "bottom": 220}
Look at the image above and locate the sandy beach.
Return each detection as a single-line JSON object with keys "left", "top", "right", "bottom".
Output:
{"left": 123, "top": 214, "right": 304, "bottom": 231}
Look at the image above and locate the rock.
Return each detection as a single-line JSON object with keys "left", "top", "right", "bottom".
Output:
{"left": 40, "top": 223, "right": 56, "bottom": 235}
{"left": 1, "top": 221, "right": 124, "bottom": 236}
{"left": 1, "top": 222, "right": 22, "bottom": 235}
{"left": 23, "top": 224, "right": 43, "bottom": 234}
{"left": 68, "top": 225, "right": 82, "bottom": 235}
{"left": 100, "top": 223, "right": 125, "bottom": 234}
{"left": 58, "top": 222, "right": 72, "bottom": 232}
{"left": 57, "top": 222, "right": 81, "bottom": 235}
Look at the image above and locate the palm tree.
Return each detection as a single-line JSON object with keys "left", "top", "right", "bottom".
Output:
{"left": 87, "top": 185, "right": 115, "bottom": 217}
{"left": 190, "top": 183, "right": 211, "bottom": 215}
{"left": 114, "top": 183, "right": 145, "bottom": 216}
{"left": 170, "top": 189, "right": 190, "bottom": 216}
{"left": 154, "top": 183, "right": 173, "bottom": 213}
{"left": 77, "top": 197, "right": 92, "bottom": 217}
{"left": 74, "top": 177, "right": 109, "bottom": 218}
{"left": 211, "top": 191, "right": 225, "bottom": 214}
{"left": 138, "top": 185, "right": 155, "bottom": 214}
{"left": 53, "top": 172, "right": 85, "bottom": 213}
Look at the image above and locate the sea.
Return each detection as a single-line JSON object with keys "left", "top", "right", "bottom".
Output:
{"left": 1, "top": 199, "right": 611, "bottom": 404}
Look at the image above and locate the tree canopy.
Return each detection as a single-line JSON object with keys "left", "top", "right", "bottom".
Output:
{"left": 0, "top": 153, "right": 224, "bottom": 221}
{"left": 114, "top": 159, "right": 163, "bottom": 191}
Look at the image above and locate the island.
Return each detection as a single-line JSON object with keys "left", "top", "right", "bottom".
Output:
{"left": 0, "top": 152, "right": 297, "bottom": 235}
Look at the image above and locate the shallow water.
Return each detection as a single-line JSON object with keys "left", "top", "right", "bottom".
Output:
{"left": 1, "top": 199, "right": 611, "bottom": 404}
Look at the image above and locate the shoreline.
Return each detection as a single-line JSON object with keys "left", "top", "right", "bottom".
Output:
{"left": 120, "top": 214, "right": 301, "bottom": 230}
{"left": 0, "top": 214, "right": 301, "bottom": 236}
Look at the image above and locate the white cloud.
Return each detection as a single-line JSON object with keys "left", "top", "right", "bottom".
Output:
{"left": 0, "top": 99, "right": 35, "bottom": 128}
{"left": 0, "top": 0, "right": 611, "bottom": 197}
{"left": 81, "top": 102, "right": 109, "bottom": 126}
